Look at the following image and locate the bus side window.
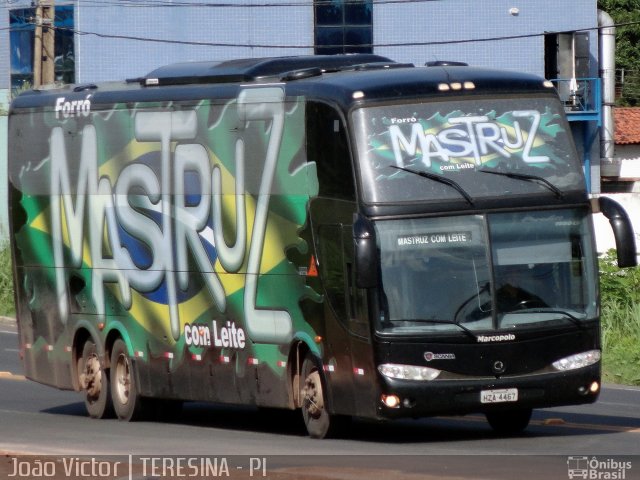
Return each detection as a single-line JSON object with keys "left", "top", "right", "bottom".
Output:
{"left": 307, "top": 101, "right": 366, "bottom": 336}
{"left": 306, "top": 101, "right": 355, "bottom": 201}
{"left": 317, "top": 224, "right": 348, "bottom": 322}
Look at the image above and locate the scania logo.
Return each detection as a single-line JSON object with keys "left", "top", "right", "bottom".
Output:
{"left": 424, "top": 352, "right": 456, "bottom": 362}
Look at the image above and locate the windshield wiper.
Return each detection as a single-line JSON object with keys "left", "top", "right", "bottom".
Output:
{"left": 501, "top": 308, "right": 585, "bottom": 329}
{"left": 389, "top": 165, "right": 474, "bottom": 205}
{"left": 398, "top": 318, "right": 478, "bottom": 340}
{"left": 478, "top": 168, "right": 564, "bottom": 199}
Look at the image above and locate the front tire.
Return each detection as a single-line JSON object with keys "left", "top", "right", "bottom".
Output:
{"left": 485, "top": 408, "right": 532, "bottom": 435}
{"left": 78, "top": 340, "right": 113, "bottom": 419}
{"left": 110, "top": 339, "right": 143, "bottom": 421}
{"left": 300, "top": 355, "right": 349, "bottom": 438}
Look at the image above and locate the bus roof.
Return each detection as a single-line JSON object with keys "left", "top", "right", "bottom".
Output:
{"left": 11, "top": 54, "right": 556, "bottom": 112}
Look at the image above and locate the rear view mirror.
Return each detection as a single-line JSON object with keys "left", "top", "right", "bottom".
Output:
{"left": 353, "top": 214, "right": 378, "bottom": 288}
{"left": 598, "top": 197, "right": 637, "bottom": 268}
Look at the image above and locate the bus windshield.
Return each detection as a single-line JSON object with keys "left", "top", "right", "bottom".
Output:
{"left": 352, "top": 95, "right": 584, "bottom": 204}
{"left": 375, "top": 209, "right": 597, "bottom": 335}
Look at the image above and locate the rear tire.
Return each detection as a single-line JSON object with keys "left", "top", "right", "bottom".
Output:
{"left": 110, "top": 339, "right": 143, "bottom": 421}
{"left": 486, "top": 408, "right": 532, "bottom": 435}
{"left": 300, "top": 355, "right": 349, "bottom": 438}
{"left": 78, "top": 340, "right": 113, "bottom": 419}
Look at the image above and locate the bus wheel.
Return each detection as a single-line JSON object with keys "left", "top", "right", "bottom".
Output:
{"left": 78, "top": 340, "right": 113, "bottom": 419}
{"left": 485, "top": 408, "right": 532, "bottom": 435}
{"left": 110, "top": 339, "right": 142, "bottom": 421}
{"left": 300, "top": 355, "right": 350, "bottom": 438}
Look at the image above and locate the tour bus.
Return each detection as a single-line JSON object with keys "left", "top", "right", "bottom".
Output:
{"left": 8, "top": 54, "right": 636, "bottom": 438}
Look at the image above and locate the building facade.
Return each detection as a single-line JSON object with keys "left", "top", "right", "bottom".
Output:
{"left": 0, "top": 0, "right": 606, "bottom": 240}
{"left": 1, "top": 0, "right": 600, "bottom": 86}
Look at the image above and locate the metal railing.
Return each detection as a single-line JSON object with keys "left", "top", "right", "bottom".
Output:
{"left": 549, "top": 77, "right": 601, "bottom": 115}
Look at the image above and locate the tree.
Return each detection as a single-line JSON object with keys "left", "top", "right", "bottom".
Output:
{"left": 598, "top": 0, "right": 640, "bottom": 105}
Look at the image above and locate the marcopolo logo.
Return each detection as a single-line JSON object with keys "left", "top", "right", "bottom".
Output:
{"left": 476, "top": 333, "right": 516, "bottom": 343}
{"left": 567, "top": 456, "right": 632, "bottom": 479}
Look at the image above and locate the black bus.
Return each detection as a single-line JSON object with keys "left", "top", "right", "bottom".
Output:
{"left": 8, "top": 54, "right": 636, "bottom": 438}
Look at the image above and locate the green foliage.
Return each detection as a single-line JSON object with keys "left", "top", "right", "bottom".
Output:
{"left": 598, "top": 0, "right": 640, "bottom": 71}
{"left": 11, "top": 80, "right": 32, "bottom": 100}
{"left": 599, "top": 0, "right": 640, "bottom": 105}
{"left": 599, "top": 249, "right": 640, "bottom": 385}
{"left": 1, "top": 81, "right": 33, "bottom": 116}
{"left": 599, "top": 249, "right": 640, "bottom": 307}
{"left": 0, "top": 244, "right": 15, "bottom": 317}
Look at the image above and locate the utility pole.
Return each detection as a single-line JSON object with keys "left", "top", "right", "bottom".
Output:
{"left": 33, "top": 0, "right": 55, "bottom": 87}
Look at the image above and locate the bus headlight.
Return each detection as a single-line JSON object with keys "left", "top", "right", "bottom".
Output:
{"left": 552, "top": 350, "right": 601, "bottom": 371}
{"left": 378, "top": 363, "right": 441, "bottom": 381}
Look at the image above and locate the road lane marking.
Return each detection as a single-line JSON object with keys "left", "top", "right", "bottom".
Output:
{"left": 0, "top": 372, "right": 26, "bottom": 381}
{"left": 603, "top": 385, "right": 640, "bottom": 392}
{"left": 444, "top": 415, "right": 640, "bottom": 434}
{"left": 0, "top": 330, "right": 17, "bottom": 335}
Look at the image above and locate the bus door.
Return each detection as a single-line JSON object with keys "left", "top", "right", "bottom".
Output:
{"left": 306, "top": 99, "right": 378, "bottom": 417}
{"left": 313, "top": 209, "right": 376, "bottom": 418}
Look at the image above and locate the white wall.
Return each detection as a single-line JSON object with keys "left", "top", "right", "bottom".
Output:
{"left": 0, "top": 89, "right": 8, "bottom": 242}
{"left": 593, "top": 193, "right": 640, "bottom": 255}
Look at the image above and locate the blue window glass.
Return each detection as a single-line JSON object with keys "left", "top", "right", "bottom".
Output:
{"left": 345, "top": 27, "right": 372, "bottom": 48}
{"left": 315, "top": 27, "right": 344, "bottom": 51}
{"left": 345, "top": 2, "right": 372, "bottom": 25}
{"left": 10, "top": 6, "right": 75, "bottom": 89}
{"left": 316, "top": 0, "right": 343, "bottom": 25}
{"left": 314, "top": 0, "right": 372, "bottom": 54}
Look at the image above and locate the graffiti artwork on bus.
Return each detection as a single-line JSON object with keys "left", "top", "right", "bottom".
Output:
{"left": 15, "top": 87, "right": 321, "bottom": 371}
{"left": 368, "top": 106, "right": 566, "bottom": 174}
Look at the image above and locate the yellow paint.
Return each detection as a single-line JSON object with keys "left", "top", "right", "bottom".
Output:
{"left": 28, "top": 134, "right": 304, "bottom": 338}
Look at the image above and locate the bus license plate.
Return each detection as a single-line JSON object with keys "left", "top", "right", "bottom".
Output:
{"left": 480, "top": 388, "right": 518, "bottom": 404}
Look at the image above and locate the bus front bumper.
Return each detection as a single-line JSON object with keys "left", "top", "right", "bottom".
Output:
{"left": 376, "top": 366, "right": 600, "bottom": 419}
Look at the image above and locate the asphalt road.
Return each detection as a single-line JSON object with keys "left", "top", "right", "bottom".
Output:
{"left": 1, "top": 317, "right": 639, "bottom": 479}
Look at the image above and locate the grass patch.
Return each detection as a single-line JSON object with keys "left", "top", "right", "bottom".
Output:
{"left": 0, "top": 243, "right": 14, "bottom": 317}
{"left": 599, "top": 250, "right": 640, "bottom": 386}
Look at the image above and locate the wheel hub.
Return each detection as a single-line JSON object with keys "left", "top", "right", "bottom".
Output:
{"left": 114, "top": 354, "right": 131, "bottom": 405}
{"left": 303, "top": 371, "right": 324, "bottom": 418}
{"left": 81, "top": 355, "right": 102, "bottom": 398}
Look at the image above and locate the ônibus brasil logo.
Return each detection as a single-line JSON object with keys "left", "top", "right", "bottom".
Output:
{"left": 567, "top": 456, "right": 632, "bottom": 479}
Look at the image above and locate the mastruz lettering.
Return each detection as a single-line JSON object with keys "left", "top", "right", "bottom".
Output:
{"left": 477, "top": 334, "right": 516, "bottom": 343}
{"left": 398, "top": 231, "right": 471, "bottom": 247}
{"left": 49, "top": 87, "right": 293, "bottom": 345}
{"left": 398, "top": 235, "right": 430, "bottom": 246}
{"left": 389, "top": 110, "right": 549, "bottom": 168}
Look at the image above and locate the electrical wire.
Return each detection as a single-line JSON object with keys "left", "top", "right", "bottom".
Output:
{"left": 2, "top": 0, "right": 439, "bottom": 9}
{"left": 3, "top": 20, "right": 639, "bottom": 50}
{"left": 2, "top": 2, "right": 640, "bottom": 76}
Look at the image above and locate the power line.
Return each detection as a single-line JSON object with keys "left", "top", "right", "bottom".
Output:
{"left": 1, "top": 0, "right": 443, "bottom": 9}
{"left": 32, "top": 20, "right": 640, "bottom": 50}
{"left": 4, "top": 12, "right": 640, "bottom": 50}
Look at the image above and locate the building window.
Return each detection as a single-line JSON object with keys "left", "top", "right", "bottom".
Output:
{"left": 315, "top": 0, "right": 372, "bottom": 55}
{"left": 10, "top": 6, "right": 75, "bottom": 89}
